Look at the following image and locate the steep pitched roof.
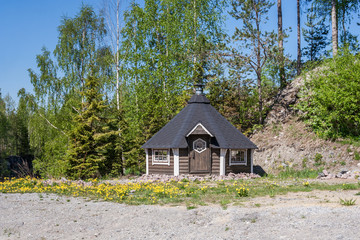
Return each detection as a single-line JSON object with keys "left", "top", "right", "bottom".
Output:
{"left": 141, "top": 93, "right": 257, "bottom": 149}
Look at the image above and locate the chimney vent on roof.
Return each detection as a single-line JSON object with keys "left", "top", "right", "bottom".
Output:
{"left": 194, "top": 83, "right": 204, "bottom": 95}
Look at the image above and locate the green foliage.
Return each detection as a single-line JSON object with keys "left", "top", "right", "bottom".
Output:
{"left": 229, "top": 0, "right": 278, "bottom": 124}
{"left": 2, "top": 177, "right": 360, "bottom": 207}
{"left": 236, "top": 185, "right": 249, "bottom": 197}
{"left": 66, "top": 70, "right": 120, "bottom": 179}
{"left": 297, "top": 51, "right": 360, "bottom": 139}
{"left": 119, "top": 0, "right": 226, "bottom": 170}
{"left": 206, "top": 78, "right": 267, "bottom": 134}
{"left": 302, "top": 157, "right": 308, "bottom": 168}
{"left": 339, "top": 198, "right": 356, "bottom": 206}
{"left": 277, "top": 167, "right": 320, "bottom": 179}
{"left": 0, "top": 159, "right": 10, "bottom": 179}
{"left": 27, "top": 5, "right": 117, "bottom": 178}
{"left": 314, "top": 153, "right": 323, "bottom": 166}
{"left": 354, "top": 151, "right": 360, "bottom": 160}
{"left": 302, "top": 3, "right": 329, "bottom": 61}
{"left": 0, "top": 89, "right": 34, "bottom": 178}
{"left": 341, "top": 183, "right": 358, "bottom": 190}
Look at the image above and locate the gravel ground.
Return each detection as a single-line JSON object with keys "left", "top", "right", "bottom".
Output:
{"left": 1, "top": 189, "right": 360, "bottom": 240}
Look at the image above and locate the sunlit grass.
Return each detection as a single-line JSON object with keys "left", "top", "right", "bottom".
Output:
{"left": 1, "top": 176, "right": 360, "bottom": 207}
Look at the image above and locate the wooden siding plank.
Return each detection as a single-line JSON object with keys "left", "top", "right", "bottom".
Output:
{"left": 148, "top": 149, "right": 174, "bottom": 175}
{"left": 225, "top": 150, "right": 251, "bottom": 174}
{"left": 211, "top": 148, "right": 220, "bottom": 175}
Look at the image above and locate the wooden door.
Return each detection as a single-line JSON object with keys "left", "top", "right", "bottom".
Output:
{"left": 189, "top": 135, "right": 211, "bottom": 173}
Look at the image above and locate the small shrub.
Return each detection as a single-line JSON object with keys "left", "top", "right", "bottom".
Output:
{"left": 314, "top": 153, "right": 323, "bottom": 166}
{"left": 220, "top": 199, "right": 230, "bottom": 209}
{"left": 339, "top": 198, "right": 356, "bottom": 206}
{"left": 186, "top": 204, "right": 196, "bottom": 210}
{"left": 271, "top": 123, "right": 282, "bottom": 136}
{"left": 340, "top": 161, "right": 346, "bottom": 166}
{"left": 236, "top": 186, "right": 249, "bottom": 197}
{"left": 302, "top": 158, "right": 308, "bottom": 168}
{"left": 354, "top": 152, "right": 360, "bottom": 161}
{"left": 124, "top": 168, "right": 132, "bottom": 175}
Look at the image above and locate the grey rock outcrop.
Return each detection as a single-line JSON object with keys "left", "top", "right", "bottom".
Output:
{"left": 265, "top": 76, "right": 304, "bottom": 125}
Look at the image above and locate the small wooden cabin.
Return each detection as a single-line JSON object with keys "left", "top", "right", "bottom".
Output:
{"left": 141, "top": 85, "right": 257, "bottom": 176}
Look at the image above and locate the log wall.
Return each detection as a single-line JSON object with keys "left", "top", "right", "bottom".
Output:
{"left": 225, "top": 149, "right": 251, "bottom": 174}
{"left": 179, "top": 148, "right": 189, "bottom": 174}
{"left": 148, "top": 149, "right": 174, "bottom": 175}
{"left": 211, "top": 148, "right": 220, "bottom": 175}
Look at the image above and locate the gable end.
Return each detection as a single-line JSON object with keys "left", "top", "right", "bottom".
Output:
{"left": 186, "top": 123, "right": 214, "bottom": 137}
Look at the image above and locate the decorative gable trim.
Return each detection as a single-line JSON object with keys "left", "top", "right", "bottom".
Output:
{"left": 186, "top": 123, "right": 213, "bottom": 137}
{"left": 193, "top": 138, "right": 207, "bottom": 153}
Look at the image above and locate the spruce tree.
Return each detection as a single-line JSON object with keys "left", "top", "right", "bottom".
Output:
{"left": 66, "top": 68, "right": 118, "bottom": 179}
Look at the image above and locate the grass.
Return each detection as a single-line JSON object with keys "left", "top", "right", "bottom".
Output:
{"left": 276, "top": 167, "right": 321, "bottom": 179}
{"left": 354, "top": 152, "right": 360, "bottom": 161}
{"left": 339, "top": 198, "right": 356, "bottom": 206}
{"left": 336, "top": 137, "right": 360, "bottom": 147}
{"left": 1, "top": 176, "right": 360, "bottom": 208}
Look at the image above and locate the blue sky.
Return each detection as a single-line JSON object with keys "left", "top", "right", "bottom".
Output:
{"left": 0, "top": 1, "right": 357, "bottom": 104}
{"left": 0, "top": 0, "right": 101, "bottom": 103}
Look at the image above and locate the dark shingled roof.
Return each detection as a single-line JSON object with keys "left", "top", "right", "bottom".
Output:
{"left": 142, "top": 93, "right": 257, "bottom": 149}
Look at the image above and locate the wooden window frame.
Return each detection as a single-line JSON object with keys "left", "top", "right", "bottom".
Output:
{"left": 229, "top": 149, "right": 247, "bottom": 166}
{"left": 152, "top": 149, "right": 170, "bottom": 166}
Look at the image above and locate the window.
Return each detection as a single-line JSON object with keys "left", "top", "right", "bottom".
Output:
{"left": 229, "top": 149, "right": 247, "bottom": 166}
{"left": 193, "top": 138, "right": 206, "bottom": 153}
{"left": 152, "top": 149, "right": 170, "bottom": 165}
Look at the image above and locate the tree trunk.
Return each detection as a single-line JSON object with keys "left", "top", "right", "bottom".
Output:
{"left": 331, "top": 0, "right": 338, "bottom": 56}
{"left": 116, "top": 0, "right": 120, "bottom": 112}
{"left": 342, "top": 7, "right": 346, "bottom": 45}
{"left": 297, "top": 0, "right": 301, "bottom": 75}
{"left": 256, "top": 9, "right": 263, "bottom": 124}
{"left": 278, "top": 0, "right": 285, "bottom": 88}
{"left": 193, "top": 0, "right": 198, "bottom": 70}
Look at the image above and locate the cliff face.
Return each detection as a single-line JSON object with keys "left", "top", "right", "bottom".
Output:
{"left": 250, "top": 76, "right": 360, "bottom": 176}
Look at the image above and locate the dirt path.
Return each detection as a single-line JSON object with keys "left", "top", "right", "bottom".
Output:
{"left": 1, "top": 189, "right": 360, "bottom": 240}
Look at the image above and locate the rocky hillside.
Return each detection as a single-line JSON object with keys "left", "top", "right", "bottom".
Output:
{"left": 250, "top": 75, "right": 360, "bottom": 177}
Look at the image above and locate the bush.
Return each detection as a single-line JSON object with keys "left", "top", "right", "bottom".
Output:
{"left": 297, "top": 51, "right": 360, "bottom": 139}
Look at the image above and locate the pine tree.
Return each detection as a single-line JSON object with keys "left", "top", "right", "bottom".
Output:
{"left": 229, "top": 0, "right": 277, "bottom": 124}
{"left": 302, "top": 5, "right": 329, "bottom": 61}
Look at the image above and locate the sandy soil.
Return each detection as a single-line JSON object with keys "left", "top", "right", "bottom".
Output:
{"left": 1, "top": 187, "right": 360, "bottom": 240}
